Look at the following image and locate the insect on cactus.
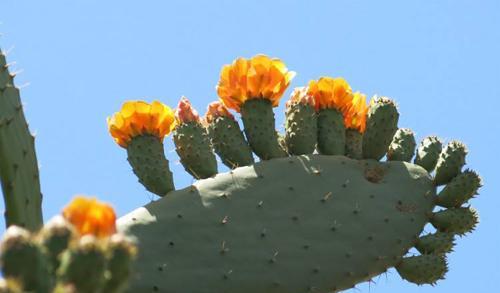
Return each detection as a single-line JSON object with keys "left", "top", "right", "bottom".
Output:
{"left": 0, "top": 47, "right": 483, "bottom": 293}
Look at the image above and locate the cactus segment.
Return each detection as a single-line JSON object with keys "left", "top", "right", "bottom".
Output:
{"left": 102, "top": 235, "right": 137, "bottom": 293}
{"left": 57, "top": 236, "right": 107, "bottom": 293}
{"left": 118, "top": 155, "right": 436, "bottom": 293}
{"left": 436, "top": 170, "right": 482, "bottom": 208}
{"left": 415, "top": 232, "right": 455, "bottom": 255}
{"left": 173, "top": 121, "right": 218, "bottom": 179}
{"left": 414, "top": 136, "right": 442, "bottom": 172}
{"left": 126, "top": 135, "right": 175, "bottom": 196}
{"left": 387, "top": 128, "right": 416, "bottom": 162}
{"left": 207, "top": 116, "right": 254, "bottom": 169}
{"left": 0, "top": 51, "right": 43, "bottom": 230}
{"left": 240, "top": 99, "right": 287, "bottom": 159}
{"left": 430, "top": 207, "right": 478, "bottom": 235}
{"left": 284, "top": 102, "right": 317, "bottom": 155}
{"left": 434, "top": 141, "right": 467, "bottom": 185}
{"left": 362, "top": 97, "right": 399, "bottom": 160}
{"left": 396, "top": 254, "right": 447, "bottom": 285}
{"left": 317, "top": 108, "right": 346, "bottom": 155}
{"left": 0, "top": 226, "right": 51, "bottom": 293}
{"left": 345, "top": 129, "right": 363, "bottom": 159}
{"left": 38, "top": 216, "right": 75, "bottom": 274}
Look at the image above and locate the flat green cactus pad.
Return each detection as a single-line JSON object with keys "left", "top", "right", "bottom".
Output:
{"left": 118, "top": 155, "right": 435, "bottom": 293}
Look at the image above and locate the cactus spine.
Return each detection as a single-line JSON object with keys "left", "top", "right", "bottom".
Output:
{"left": 0, "top": 50, "right": 43, "bottom": 230}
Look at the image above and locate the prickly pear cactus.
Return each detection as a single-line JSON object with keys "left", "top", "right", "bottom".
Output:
{"left": 108, "top": 55, "right": 482, "bottom": 292}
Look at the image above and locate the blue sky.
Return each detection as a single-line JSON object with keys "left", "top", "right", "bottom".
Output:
{"left": 1, "top": 0, "right": 499, "bottom": 292}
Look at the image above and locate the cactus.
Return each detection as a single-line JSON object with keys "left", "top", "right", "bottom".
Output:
{"left": 0, "top": 51, "right": 483, "bottom": 293}
{"left": 0, "top": 50, "right": 43, "bottom": 231}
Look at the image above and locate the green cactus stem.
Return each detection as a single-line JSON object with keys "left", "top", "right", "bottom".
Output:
{"left": 38, "top": 216, "right": 75, "bottom": 274}
{"left": 102, "top": 235, "right": 137, "bottom": 293}
{"left": 434, "top": 141, "right": 467, "bottom": 185}
{"left": 240, "top": 99, "right": 287, "bottom": 160}
{"left": 126, "top": 134, "right": 175, "bottom": 196}
{"left": 414, "top": 136, "right": 442, "bottom": 172}
{"left": 284, "top": 101, "right": 317, "bottom": 155}
{"left": 396, "top": 254, "right": 447, "bottom": 285}
{"left": 436, "top": 170, "right": 481, "bottom": 208}
{"left": 118, "top": 155, "right": 436, "bottom": 293}
{"left": 387, "top": 128, "right": 416, "bottom": 162}
{"left": 0, "top": 226, "right": 51, "bottom": 293}
{"left": 415, "top": 232, "right": 455, "bottom": 255}
{"left": 317, "top": 108, "right": 345, "bottom": 155}
{"left": 362, "top": 97, "right": 399, "bottom": 160}
{"left": 206, "top": 113, "right": 254, "bottom": 169}
{"left": 0, "top": 51, "right": 43, "bottom": 230}
{"left": 345, "top": 129, "right": 363, "bottom": 159}
{"left": 430, "top": 207, "right": 478, "bottom": 235}
{"left": 57, "top": 236, "right": 107, "bottom": 293}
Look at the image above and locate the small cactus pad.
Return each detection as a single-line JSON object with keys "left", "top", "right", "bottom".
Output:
{"left": 240, "top": 99, "right": 287, "bottom": 159}
{"left": 430, "top": 207, "right": 478, "bottom": 235}
{"left": 387, "top": 128, "right": 416, "bottom": 162}
{"left": 436, "top": 170, "right": 482, "bottom": 208}
{"left": 284, "top": 103, "right": 317, "bottom": 155}
{"left": 206, "top": 116, "right": 254, "bottom": 169}
{"left": 317, "top": 108, "right": 345, "bottom": 155}
{"left": 362, "top": 97, "right": 399, "bottom": 160}
{"left": 415, "top": 232, "right": 455, "bottom": 254}
{"left": 434, "top": 141, "right": 467, "bottom": 185}
{"left": 127, "top": 135, "right": 175, "bottom": 196}
{"left": 414, "top": 136, "right": 442, "bottom": 172}
{"left": 396, "top": 254, "right": 448, "bottom": 285}
{"left": 173, "top": 121, "right": 218, "bottom": 179}
{"left": 118, "top": 155, "right": 435, "bottom": 293}
{"left": 345, "top": 129, "right": 363, "bottom": 159}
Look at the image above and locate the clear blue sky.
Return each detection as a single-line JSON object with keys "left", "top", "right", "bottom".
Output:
{"left": 1, "top": 0, "right": 499, "bottom": 292}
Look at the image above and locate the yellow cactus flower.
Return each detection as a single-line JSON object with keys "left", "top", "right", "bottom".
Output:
{"left": 62, "top": 196, "right": 116, "bottom": 238}
{"left": 308, "top": 77, "right": 353, "bottom": 112}
{"left": 216, "top": 54, "right": 296, "bottom": 112}
{"left": 344, "top": 92, "right": 368, "bottom": 133}
{"left": 107, "top": 101, "right": 175, "bottom": 148}
{"left": 204, "top": 101, "right": 234, "bottom": 124}
{"left": 175, "top": 96, "right": 201, "bottom": 124}
{"left": 285, "top": 86, "right": 315, "bottom": 108}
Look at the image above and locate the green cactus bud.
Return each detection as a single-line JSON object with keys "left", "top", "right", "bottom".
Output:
{"left": 434, "top": 141, "right": 467, "bottom": 185}
{"left": 205, "top": 103, "right": 254, "bottom": 169}
{"left": 387, "top": 128, "right": 416, "bottom": 162}
{"left": 102, "top": 234, "right": 137, "bottom": 293}
{"left": 415, "top": 232, "right": 455, "bottom": 254}
{"left": 58, "top": 235, "right": 107, "bottom": 293}
{"left": 240, "top": 99, "right": 287, "bottom": 159}
{"left": 431, "top": 207, "right": 478, "bottom": 235}
{"left": 436, "top": 170, "right": 482, "bottom": 208}
{"left": 284, "top": 93, "right": 317, "bottom": 155}
{"left": 0, "top": 50, "right": 43, "bottom": 231}
{"left": 37, "top": 216, "right": 76, "bottom": 274}
{"left": 0, "top": 226, "right": 51, "bottom": 293}
{"left": 396, "top": 254, "right": 447, "bottom": 285}
{"left": 362, "top": 97, "right": 399, "bottom": 160}
{"left": 317, "top": 108, "right": 345, "bottom": 155}
{"left": 126, "top": 135, "right": 175, "bottom": 196}
{"left": 0, "top": 279, "right": 22, "bottom": 293}
{"left": 345, "top": 129, "right": 363, "bottom": 159}
{"left": 414, "top": 136, "right": 442, "bottom": 172}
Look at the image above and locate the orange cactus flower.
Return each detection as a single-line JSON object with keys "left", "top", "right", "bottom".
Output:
{"left": 308, "top": 77, "right": 353, "bottom": 112}
{"left": 175, "top": 96, "right": 201, "bottom": 124}
{"left": 62, "top": 196, "right": 116, "bottom": 238}
{"left": 344, "top": 92, "right": 368, "bottom": 133}
{"left": 285, "top": 87, "right": 315, "bottom": 109}
{"left": 216, "top": 54, "right": 296, "bottom": 112}
{"left": 204, "top": 101, "right": 234, "bottom": 124}
{"left": 107, "top": 101, "right": 175, "bottom": 148}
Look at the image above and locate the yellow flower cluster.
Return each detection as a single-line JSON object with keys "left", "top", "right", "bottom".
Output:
{"left": 344, "top": 92, "right": 368, "bottom": 133}
{"left": 216, "top": 54, "right": 296, "bottom": 112}
{"left": 107, "top": 101, "right": 175, "bottom": 147}
{"left": 62, "top": 196, "right": 116, "bottom": 238}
